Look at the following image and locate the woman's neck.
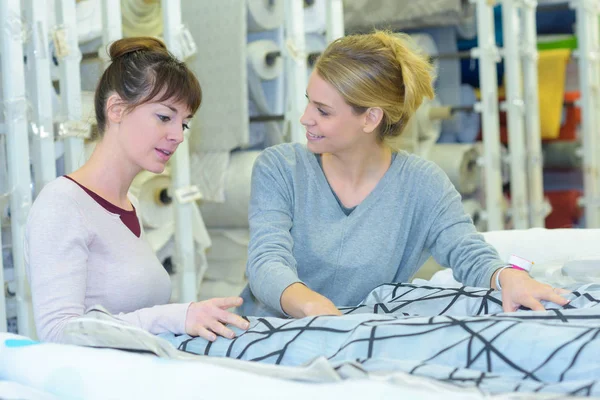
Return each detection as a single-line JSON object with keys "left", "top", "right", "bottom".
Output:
{"left": 68, "top": 138, "right": 140, "bottom": 210}
{"left": 322, "top": 143, "right": 392, "bottom": 188}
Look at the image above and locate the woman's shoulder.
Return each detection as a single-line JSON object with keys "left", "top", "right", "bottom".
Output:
{"left": 260, "top": 142, "right": 308, "bottom": 160}
{"left": 30, "top": 177, "right": 84, "bottom": 213}
{"left": 394, "top": 150, "right": 446, "bottom": 177}
{"left": 391, "top": 150, "right": 451, "bottom": 190}
{"left": 256, "top": 143, "right": 313, "bottom": 170}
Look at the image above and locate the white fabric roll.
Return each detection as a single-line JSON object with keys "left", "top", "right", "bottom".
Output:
{"left": 305, "top": 32, "right": 327, "bottom": 79}
{"left": 247, "top": 40, "right": 283, "bottom": 81}
{"left": 415, "top": 98, "right": 442, "bottom": 158}
{"left": 205, "top": 229, "right": 249, "bottom": 284}
{"left": 247, "top": 32, "right": 286, "bottom": 147}
{"left": 428, "top": 143, "right": 481, "bottom": 196}
{"left": 247, "top": 0, "right": 284, "bottom": 32}
{"left": 47, "top": 0, "right": 103, "bottom": 44}
{"left": 409, "top": 33, "right": 439, "bottom": 83}
{"left": 190, "top": 151, "right": 230, "bottom": 203}
{"left": 121, "top": 0, "right": 163, "bottom": 38}
{"left": 199, "top": 151, "right": 260, "bottom": 229}
{"left": 184, "top": 1, "right": 249, "bottom": 153}
{"left": 304, "top": 0, "right": 327, "bottom": 34}
{"left": 129, "top": 171, "right": 173, "bottom": 229}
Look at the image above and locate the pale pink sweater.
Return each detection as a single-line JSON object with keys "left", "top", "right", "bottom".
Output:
{"left": 24, "top": 177, "right": 190, "bottom": 343}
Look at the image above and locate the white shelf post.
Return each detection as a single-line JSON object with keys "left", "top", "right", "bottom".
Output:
{"left": 0, "top": 0, "right": 35, "bottom": 337}
{"left": 55, "top": 0, "right": 85, "bottom": 173}
{"left": 521, "top": 0, "right": 545, "bottom": 227}
{"left": 572, "top": 0, "right": 600, "bottom": 228}
{"left": 161, "top": 0, "right": 198, "bottom": 303}
{"left": 284, "top": 0, "right": 307, "bottom": 143}
{"left": 472, "top": 0, "right": 505, "bottom": 231}
{"left": 325, "top": 0, "right": 344, "bottom": 43}
{"left": 502, "top": 0, "right": 529, "bottom": 229}
{"left": 25, "top": 0, "right": 57, "bottom": 196}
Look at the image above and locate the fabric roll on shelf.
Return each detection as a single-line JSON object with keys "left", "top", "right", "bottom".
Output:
{"left": 247, "top": 36, "right": 285, "bottom": 148}
{"left": 121, "top": 0, "right": 163, "bottom": 38}
{"left": 537, "top": 49, "right": 572, "bottom": 140}
{"left": 47, "top": 0, "right": 103, "bottom": 44}
{"left": 305, "top": 32, "right": 327, "bottom": 77}
{"left": 199, "top": 150, "right": 261, "bottom": 229}
{"left": 183, "top": 0, "right": 248, "bottom": 154}
{"left": 543, "top": 169, "right": 582, "bottom": 192}
{"left": 437, "top": 84, "right": 480, "bottom": 144}
{"left": 545, "top": 190, "right": 583, "bottom": 229}
{"left": 129, "top": 171, "right": 174, "bottom": 230}
{"left": 389, "top": 98, "right": 443, "bottom": 158}
{"left": 558, "top": 91, "right": 581, "bottom": 141}
{"left": 247, "top": 39, "right": 283, "bottom": 81}
{"left": 47, "top": 0, "right": 163, "bottom": 46}
{"left": 542, "top": 141, "right": 582, "bottom": 169}
{"left": 189, "top": 151, "right": 230, "bottom": 203}
{"left": 148, "top": 203, "right": 212, "bottom": 262}
{"left": 304, "top": 0, "right": 326, "bottom": 34}
{"left": 408, "top": 33, "right": 439, "bottom": 84}
{"left": 415, "top": 98, "right": 443, "bottom": 158}
{"left": 342, "top": 0, "right": 475, "bottom": 33}
{"left": 428, "top": 143, "right": 481, "bottom": 196}
{"left": 247, "top": 0, "right": 284, "bottom": 33}
{"left": 204, "top": 229, "right": 249, "bottom": 284}
{"left": 423, "top": 27, "right": 462, "bottom": 139}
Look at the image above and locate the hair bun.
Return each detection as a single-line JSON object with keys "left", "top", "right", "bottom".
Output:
{"left": 109, "top": 37, "right": 168, "bottom": 61}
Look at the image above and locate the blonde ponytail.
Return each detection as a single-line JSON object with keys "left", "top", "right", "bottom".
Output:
{"left": 373, "top": 31, "right": 435, "bottom": 127}
{"left": 315, "top": 30, "right": 435, "bottom": 140}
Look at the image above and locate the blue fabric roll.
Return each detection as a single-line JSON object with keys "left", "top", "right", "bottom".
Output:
{"left": 458, "top": 4, "right": 574, "bottom": 87}
{"left": 437, "top": 84, "right": 481, "bottom": 144}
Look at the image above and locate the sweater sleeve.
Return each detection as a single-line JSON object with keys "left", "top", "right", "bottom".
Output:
{"left": 422, "top": 162, "right": 507, "bottom": 288}
{"left": 246, "top": 149, "right": 303, "bottom": 315}
{"left": 113, "top": 303, "right": 190, "bottom": 336}
{"left": 25, "top": 188, "right": 190, "bottom": 343}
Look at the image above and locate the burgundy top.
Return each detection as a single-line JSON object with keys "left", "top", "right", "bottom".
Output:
{"left": 63, "top": 176, "right": 141, "bottom": 237}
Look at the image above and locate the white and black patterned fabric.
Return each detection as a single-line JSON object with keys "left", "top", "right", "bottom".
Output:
{"left": 160, "top": 283, "right": 600, "bottom": 397}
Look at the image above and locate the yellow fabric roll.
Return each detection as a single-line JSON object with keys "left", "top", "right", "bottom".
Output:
{"left": 537, "top": 48, "right": 571, "bottom": 139}
{"left": 476, "top": 49, "right": 571, "bottom": 140}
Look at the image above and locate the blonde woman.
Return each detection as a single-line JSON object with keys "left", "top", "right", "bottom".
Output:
{"left": 240, "top": 30, "right": 568, "bottom": 318}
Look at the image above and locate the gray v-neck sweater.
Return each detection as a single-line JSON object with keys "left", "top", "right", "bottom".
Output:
{"left": 239, "top": 143, "right": 505, "bottom": 317}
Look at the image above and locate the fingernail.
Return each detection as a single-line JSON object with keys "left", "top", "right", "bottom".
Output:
{"left": 210, "top": 335, "right": 216, "bottom": 341}
{"left": 244, "top": 322, "right": 250, "bottom": 329}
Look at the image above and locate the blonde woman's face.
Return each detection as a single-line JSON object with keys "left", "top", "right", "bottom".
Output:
{"left": 300, "top": 72, "right": 368, "bottom": 154}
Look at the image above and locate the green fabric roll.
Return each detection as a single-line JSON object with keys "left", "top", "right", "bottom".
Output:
{"left": 542, "top": 141, "right": 582, "bottom": 169}
{"left": 537, "top": 34, "right": 577, "bottom": 51}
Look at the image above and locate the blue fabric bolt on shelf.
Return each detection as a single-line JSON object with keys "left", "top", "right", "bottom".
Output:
{"left": 437, "top": 84, "right": 481, "bottom": 144}
{"left": 457, "top": 4, "right": 574, "bottom": 88}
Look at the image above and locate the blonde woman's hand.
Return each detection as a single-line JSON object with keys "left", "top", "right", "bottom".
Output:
{"left": 185, "top": 297, "right": 250, "bottom": 341}
{"left": 281, "top": 283, "right": 342, "bottom": 318}
{"left": 495, "top": 268, "right": 570, "bottom": 312}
